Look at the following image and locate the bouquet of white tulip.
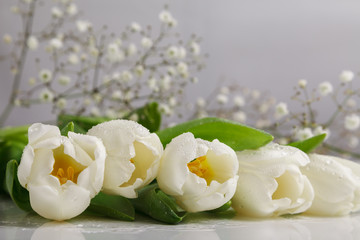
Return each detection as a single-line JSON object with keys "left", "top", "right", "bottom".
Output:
{"left": 2, "top": 103, "right": 360, "bottom": 223}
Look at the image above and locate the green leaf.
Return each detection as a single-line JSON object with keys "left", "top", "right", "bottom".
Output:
{"left": 127, "top": 102, "right": 162, "bottom": 132}
{"left": 0, "top": 125, "right": 29, "bottom": 144}
{"left": 288, "top": 134, "right": 326, "bottom": 153}
{"left": 60, "top": 122, "right": 75, "bottom": 136}
{"left": 208, "top": 200, "right": 232, "bottom": 213}
{"left": 57, "top": 115, "right": 110, "bottom": 132}
{"left": 0, "top": 141, "right": 26, "bottom": 194}
{"left": 156, "top": 117, "right": 273, "bottom": 151}
{"left": 88, "top": 192, "right": 135, "bottom": 221}
{"left": 5, "top": 160, "right": 32, "bottom": 211}
{"left": 131, "top": 184, "right": 186, "bottom": 224}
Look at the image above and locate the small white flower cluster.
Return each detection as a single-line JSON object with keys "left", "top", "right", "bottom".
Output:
{"left": 2, "top": 2, "right": 205, "bottom": 122}
{"left": 190, "top": 70, "right": 359, "bottom": 157}
{"left": 193, "top": 85, "right": 283, "bottom": 127}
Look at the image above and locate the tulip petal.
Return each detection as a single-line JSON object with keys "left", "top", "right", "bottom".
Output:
{"left": 232, "top": 143, "right": 314, "bottom": 217}
{"left": 28, "top": 183, "right": 91, "bottom": 221}
{"left": 157, "top": 132, "right": 239, "bottom": 212}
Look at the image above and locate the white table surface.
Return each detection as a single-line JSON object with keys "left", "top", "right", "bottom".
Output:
{"left": 1, "top": 197, "right": 360, "bottom": 240}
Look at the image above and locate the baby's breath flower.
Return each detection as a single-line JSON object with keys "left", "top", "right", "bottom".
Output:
{"left": 167, "top": 18, "right": 178, "bottom": 28}
{"left": 197, "top": 110, "right": 208, "bottom": 118}
{"left": 220, "top": 87, "right": 230, "bottom": 95}
{"left": 169, "top": 97, "right": 177, "bottom": 107}
{"left": 83, "top": 98, "right": 92, "bottom": 106}
{"left": 121, "top": 70, "right": 133, "bottom": 83}
{"left": 57, "top": 75, "right": 71, "bottom": 86}
{"left": 160, "top": 75, "right": 171, "bottom": 91}
{"left": 196, "top": 97, "right": 206, "bottom": 108}
{"left": 159, "top": 10, "right": 173, "bottom": 23}
{"left": 147, "top": 77, "right": 159, "bottom": 92}
{"left": 159, "top": 103, "right": 173, "bottom": 116}
{"left": 56, "top": 98, "right": 67, "bottom": 109}
{"left": 233, "top": 111, "right": 247, "bottom": 123}
{"left": 92, "top": 93, "right": 102, "bottom": 103}
{"left": 23, "top": 0, "right": 32, "bottom": 4}
{"left": 275, "top": 102, "right": 289, "bottom": 119}
{"left": 256, "top": 119, "right": 271, "bottom": 129}
{"left": 344, "top": 114, "right": 360, "bottom": 131}
{"left": 346, "top": 99, "right": 357, "bottom": 108}
{"left": 28, "top": 77, "right": 36, "bottom": 86}
{"left": 39, "top": 89, "right": 54, "bottom": 102}
{"left": 39, "top": 69, "right": 53, "bottom": 83}
{"left": 89, "top": 47, "right": 99, "bottom": 57}
{"left": 107, "top": 43, "right": 125, "bottom": 63}
{"left": 349, "top": 136, "right": 359, "bottom": 149}
{"left": 90, "top": 107, "right": 101, "bottom": 117}
{"left": 129, "top": 113, "right": 139, "bottom": 122}
{"left": 318, "top": 81, "right": 333, "bottom": 96}
{"left": 124, "top": 91, "right": 134, "bottom": 101}
{"left": 141, "top": 37, "right": 153, "bottom": 48}
{"left": 259, "top": 102, "right": 270, "bottom": 114}
{"left": 251, "top": 90, "right": 260, "bottom": 99}
{"left": 298, "top": 79, "right": 307, "bottom": 88}
{"left": 64, "top": 55, "right": 77, "bottom": 66}
{"left": 27, "top": 36, "right": 39, "bottom": 50}
{"left": 166, "top": 46, "right": 179, "bottom": 59}
{"left": 167, "top": 66, "right": 177, "bottom": 76}
{"left": 295, "top": 128, "right": 313, "bottom": 141}
{"left": 14, "top": 99, "right": 22, "bottom": 107}
{"left": 51, "top": 7, "right": 63, "bottom": 18}
{"left": 66, "top": 3, "right": 78, "bottom": 16}
{"left": 134, "top": 65, "right": 144, "bottom": 77}
{"left": 3, "top": 34, "right": 12, "bottom": 44}
{"left": 339, "top": 70, "right": 354, "bottom": 83}
{"left": 176, "top": 62, "right": 188, "bottom": 76}
{"left": 190, "top": 76, "right": 199, "bottom": 84}
{"left": 130, "top": 22, "right": 141, "bottom": 32}
{"left": 178, "top": 47, "right": 187, "bottom": 59}
{"left": 76, "top": 20, "right": 92, "bottom": 33}
{"left": 111, "top": 90, "right": 122, "bottom": 100}
{"left": 127, "top": 43, "right": 137, "bottom": 56}
{"left": 49, "top": 38, "right": 63, "bottom": 50}
{"left": 190, "top": 42, "right": 200, "bottom": 55}
{"left": 313, "top": 126, "right": 330, "bottom": 140}
{"left": 233, "top": 95, "right": 245, "bottom": 107}
{"left": 11, "top": 6, "right": 20, "bottom": 14}
{"left": 216, "top": 94, "right": 228, "bottom": 105}
{"left": 105, "top": 108, "right": 117, "bottom": 119}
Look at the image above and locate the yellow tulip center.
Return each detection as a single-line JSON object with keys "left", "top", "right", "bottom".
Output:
{"left": 51, "top": 145, "right": 85, "bottom": 185}
{"left": 187, "top": 156, "right": 214, "bottom": 185}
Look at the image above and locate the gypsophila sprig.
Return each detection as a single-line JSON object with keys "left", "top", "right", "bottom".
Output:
{"left": 0, "top": 2, "right": 206, "bottom": 127}
{"left": 188, "top": 71, "right": 360, "bottom": 159}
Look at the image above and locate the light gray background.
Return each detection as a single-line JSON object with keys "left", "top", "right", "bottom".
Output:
{"left": 1, "top": 0, "right": 360, "bottom": 126}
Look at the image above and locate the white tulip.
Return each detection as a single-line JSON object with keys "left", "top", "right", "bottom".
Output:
{"left": 17, "top": 123, "right": 106, "bottom": 221}
{"left": 232, "top": 143, "right": 314, "bottom": 217}
{"left": 302, "top": 154, "right": 360, "bottom": 216}
{"left": 157, "top": 132, "right": 239, "bottom": 212}
{"left": 87, "top": 120, "right": 163, "bottom": 198}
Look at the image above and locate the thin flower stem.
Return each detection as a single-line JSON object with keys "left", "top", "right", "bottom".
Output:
{"left": 324, "top": 94, "right": 352, "bottom": 128}
{"left": 0, "top": 0, "right": 37, "bottom": 127}
{"left": 323, "top": 143, "right": 360, "bottom": 160}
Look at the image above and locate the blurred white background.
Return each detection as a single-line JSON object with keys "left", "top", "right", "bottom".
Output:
{"left": 1, "top": 0, "right": 359, "bottom": 126}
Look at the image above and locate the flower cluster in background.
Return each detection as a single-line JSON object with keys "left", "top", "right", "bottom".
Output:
{"left": 0, "top": 0, "right": 206, "bottom": 126}
{"left": 189, "top": 71, "right": 360, "bottom": 159}
{"left": 1, "top": 0, "right": 359, "bottom": 161}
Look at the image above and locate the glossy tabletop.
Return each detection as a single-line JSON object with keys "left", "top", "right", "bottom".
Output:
{"left": 1, "top": 198, "right": 360, "bottom": 240}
